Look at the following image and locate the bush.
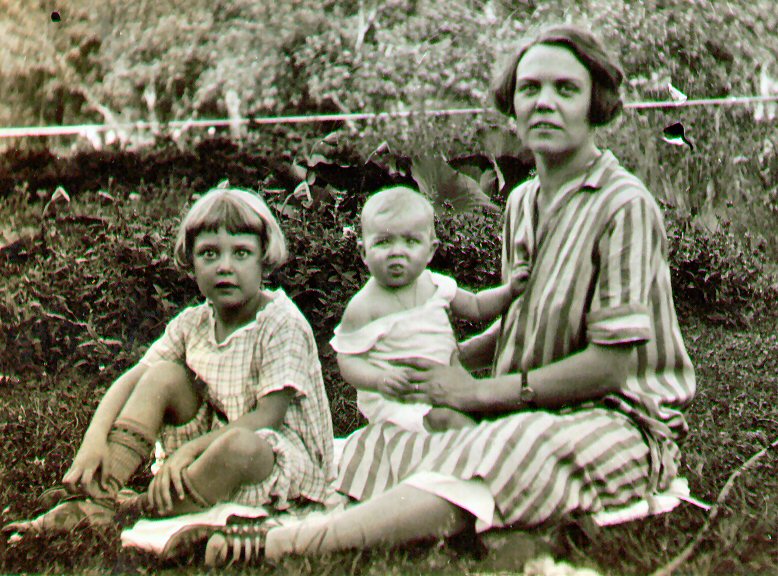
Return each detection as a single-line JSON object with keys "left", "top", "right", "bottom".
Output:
{"left": 1, "top": 143, "right": 775, "bottom": 434}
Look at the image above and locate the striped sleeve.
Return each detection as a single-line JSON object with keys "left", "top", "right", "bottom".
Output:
{"left": 587, "top": 196, "right": 661, "bottom": 345}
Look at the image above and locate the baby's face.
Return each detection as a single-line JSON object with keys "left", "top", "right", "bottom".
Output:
{"left": 360, "top": 210, "right": 437, "bottom": 289}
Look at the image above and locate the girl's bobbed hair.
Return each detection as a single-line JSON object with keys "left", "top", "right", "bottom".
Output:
{"left": 174, "top": 187, "right": 287, "bottom": 271}
{"left": 493, "top": 24, "right": 624, "bottom": 127}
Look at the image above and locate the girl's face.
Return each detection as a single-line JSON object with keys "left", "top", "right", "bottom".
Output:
{"left": 513, "top": 43, "right": 594, "bottom": 159}
{"left": 192, "top": 227, "right": 265, "bottom": 319}
{"left": 360, "top": 210, "right": 438, "bottom": 289}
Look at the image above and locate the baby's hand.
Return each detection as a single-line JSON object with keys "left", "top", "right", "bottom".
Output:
{"left": 376, "top": 368, "right": 415, "bottom": 400}
{"left": 509, "top": 265, "right": 530, "bottom": 297}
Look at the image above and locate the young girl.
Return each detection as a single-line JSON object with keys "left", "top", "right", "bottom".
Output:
{"left": 331, "top": 186, "right": 527, "bottom": 433}
{"left": 6, "top": 187, "right": 334, "bottom": 535}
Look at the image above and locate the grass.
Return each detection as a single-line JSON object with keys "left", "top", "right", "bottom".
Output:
{"left": 0, "top": 139, "right": 775, "bottom": 574}
{"left": 1, "top": 307, "right": 776, "bottom": 575}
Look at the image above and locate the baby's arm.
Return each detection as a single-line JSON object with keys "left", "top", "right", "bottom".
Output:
{"left": 338, "top": 353, "right": 412, "bottom": 400}
{"left": 336, "top": 293, "right": 413, "bottom": 400}
{"left": 450, "top": 266, "right": 529, "bottom": 322}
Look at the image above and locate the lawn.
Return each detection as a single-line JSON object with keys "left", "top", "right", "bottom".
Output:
{"left": 0, "top": 143, "right": 776, "bottom": 574}
{"left": 1, "top": 308, "right": 775, "bottom": 575}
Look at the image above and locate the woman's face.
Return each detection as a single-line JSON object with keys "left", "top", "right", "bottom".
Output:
{"left": 513, "top": 43, "right": 594, "bottom": 159}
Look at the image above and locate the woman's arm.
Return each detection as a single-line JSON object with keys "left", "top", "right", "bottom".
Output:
{"left": 410, "top": 342, "right": 632, "bottom": 413}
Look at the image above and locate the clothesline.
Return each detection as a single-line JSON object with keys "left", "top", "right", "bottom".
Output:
{"left": 0, "top": 94, "right": 776, "bottom": 139}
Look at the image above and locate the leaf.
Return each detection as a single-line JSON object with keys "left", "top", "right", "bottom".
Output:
{"left": 411, "top": 155, "right": 499, "bottom": 215}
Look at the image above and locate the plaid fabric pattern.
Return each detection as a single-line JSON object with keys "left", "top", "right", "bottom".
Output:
{"left": 140, "top": 290, "right": 335, "bottom": 508}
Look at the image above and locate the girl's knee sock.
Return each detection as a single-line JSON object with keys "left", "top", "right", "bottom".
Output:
{"left": 106, "top": 418, "right": 155, "bottom": 490}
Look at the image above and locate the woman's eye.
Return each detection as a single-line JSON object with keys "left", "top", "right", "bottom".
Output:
{"left": 516, "top": 83, "right": 538, "bottom": 95}
{"left": 558, "top": 83, "right": 578, "bottom": 96}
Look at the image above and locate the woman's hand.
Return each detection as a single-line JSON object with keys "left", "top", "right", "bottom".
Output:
{"left": 63, "top": 439, "right": 114, "bottom": 500}
{"left": 147, "top": 442, "right": 200, "bottom": 515}
{"left": 398, "top": 357, "right": 480, "bottom": 411}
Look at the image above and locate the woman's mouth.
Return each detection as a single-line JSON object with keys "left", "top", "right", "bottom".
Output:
{"left": 530, "top": 121, "right": 561, "bottom": 130}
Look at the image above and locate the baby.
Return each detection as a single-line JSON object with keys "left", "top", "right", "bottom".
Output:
{"left": 331, "top": 186, "right": 527, "bottom": 432}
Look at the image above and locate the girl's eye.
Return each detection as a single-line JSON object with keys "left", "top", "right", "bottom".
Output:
{"left": 235, "top": 248, "right": 251, "bottom": 258}
{"left": 198, "top": 248, "right": 217, "bottom": 259}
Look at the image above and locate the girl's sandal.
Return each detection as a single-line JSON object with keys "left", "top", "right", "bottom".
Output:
{"left": 2, "top": 498, "right": 116, "bottom": 537}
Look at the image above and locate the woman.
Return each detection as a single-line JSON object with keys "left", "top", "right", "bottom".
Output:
{"left": 207, "top": 24, "right": 696, "bottom": 564}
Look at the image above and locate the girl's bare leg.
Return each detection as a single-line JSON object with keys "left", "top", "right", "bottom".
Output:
{"left": 265, "top": 484, "right": 469, "bottom": 559}
{"left": 162, "top": 428, "right": 276, "bottom": 516}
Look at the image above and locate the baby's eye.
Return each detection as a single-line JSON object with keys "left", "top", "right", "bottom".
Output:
{"left": 406, "top": 237, "right": 421, "bottom": 245}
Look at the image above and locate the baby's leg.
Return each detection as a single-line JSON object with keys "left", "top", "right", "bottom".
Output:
{"left": 424, "top": 407, "right": 477, "bottom": 431}
{"left": 106, "top": 361, "right": 201, "bottom": 493}
{"left": 161, "top": 428, "right": 276, "bottom": 516}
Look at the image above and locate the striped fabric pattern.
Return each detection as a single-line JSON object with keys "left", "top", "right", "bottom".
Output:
{"left": 140, "top": 290, "right": 335, "bottom": 508}
{"left": 335, "top": 151, "right": 694, "bottom": 528}
{"left": 494, "top": 150, "right": 695, "bottom": 444}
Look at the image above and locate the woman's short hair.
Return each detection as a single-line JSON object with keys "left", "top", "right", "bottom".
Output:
{"left": 493, "top": 24, "right": 624, "bottom": 126}
{"left": 174, "top": 187, "right": 287, "bottom": 271}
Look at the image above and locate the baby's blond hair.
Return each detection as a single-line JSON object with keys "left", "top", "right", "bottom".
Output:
{"left": 360, "top": 186, "right": 435, "bottom": 238}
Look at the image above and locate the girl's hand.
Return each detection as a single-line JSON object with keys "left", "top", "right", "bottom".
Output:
{"left": 147, "top": 443, "right": 199, "bottom": 514}
{"left": 398, "top": 357, "right": 479, "bottom": 411}
{"left": 63, "top": 439, "right": 114, "bottom": 500}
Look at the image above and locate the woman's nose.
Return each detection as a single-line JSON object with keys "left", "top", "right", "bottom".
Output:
{"left": 535, "top": 85, "right": 556, "bottom": 110}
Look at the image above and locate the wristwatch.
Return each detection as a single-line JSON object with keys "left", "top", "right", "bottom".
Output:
{"left": 520, "top": 370, "right": 536, "bottom": 404}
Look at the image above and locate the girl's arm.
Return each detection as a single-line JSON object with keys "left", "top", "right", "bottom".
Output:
{"left": 63, "top": 363, "right": 148, "bottom": 495}
{"left": 449, "top": 267, "right": 529, "bottom": 322}
{"left": 409, "top": 342, "right": 632, "bottom": 413}
{"left": 149, "top": 387, "right": 295, "bottom": 513}
{"left": 184, "top": 387, "right": 295, "bottom": 456}
{"left": 338, "top": 353, "right": 414, "bottom": 399}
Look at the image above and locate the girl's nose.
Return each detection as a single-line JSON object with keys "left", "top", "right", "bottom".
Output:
{"left": 216, "top": 254, "right": 233, "bottom": 272}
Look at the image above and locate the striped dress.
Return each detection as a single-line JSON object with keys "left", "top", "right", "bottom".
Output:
{"left": 335, "top": 151, "right": 695, "bottom": 529}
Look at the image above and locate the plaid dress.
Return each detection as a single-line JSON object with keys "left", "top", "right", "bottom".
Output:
{"left": 140, "top": 290, "right": 335, "bottom": 510}
{"left": 335, "top": 151, "right": 696, "bottom": 528}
